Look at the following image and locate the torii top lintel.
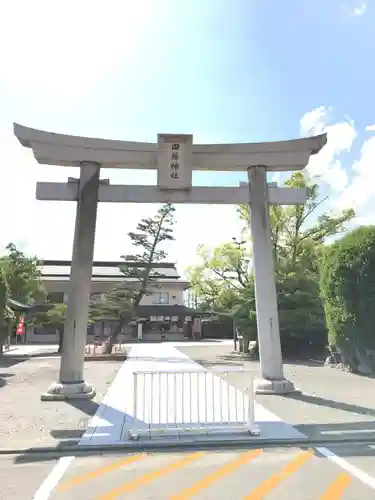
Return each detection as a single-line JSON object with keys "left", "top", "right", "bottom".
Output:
{"left": 13, "top": 123, "right": 327, "bottom": 173}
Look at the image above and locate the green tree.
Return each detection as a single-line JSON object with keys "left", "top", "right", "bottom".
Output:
{"left": 0, "top": 243, "right": 45, "bottom": 304}
{"left": 230, "top": 280, "right": 257, "bottom": 353}
{"left": 277, "top": 273, "right": 326, "bottom": 356}
{"left": 185, "top": 241, "right": 256, "bottom": 350}
{"left": 185, "top": 242, "right": 251, "bottom": 311}
{"left": 237, "top": 172, "right": 355, "bottom": 275}
{"left": 32, "top": 303, "right": 67, "bottom": 353}
{"left": 91, "top": 204, "right": 176, "bottom": 352}
{"left": 89, "top": 288, "right": 133, "bottom": 346}
{"left": 0, "top": 244, "right": 45, "bottom": 351}
{"left": 189, "top": 172, "right": 355, "bottom": 357}
{"left": 0, "top": 268, "right": 15, "bottom": 352}
{"left": 320, "top": 226, "right": 375, "bottom": 374}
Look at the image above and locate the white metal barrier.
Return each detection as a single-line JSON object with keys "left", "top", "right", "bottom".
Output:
{"left": 128, "top": 369, "right": 259, "bottom": 440}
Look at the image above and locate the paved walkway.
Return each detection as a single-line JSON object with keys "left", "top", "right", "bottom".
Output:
{"left": 80, "top": 343, "right": 305, "bottom": 447}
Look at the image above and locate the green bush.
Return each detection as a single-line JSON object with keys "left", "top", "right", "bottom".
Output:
{"left": 320, "top": 226, "right": 375, "bottom": 352}
{"left": 231, "top": 272, "right": 327, "bottom": 357}
{"left": 277, "top": 273, "right": 327, "bottom": 356}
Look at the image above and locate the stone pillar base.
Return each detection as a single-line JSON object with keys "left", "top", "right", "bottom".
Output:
{"left": 254, "top": 377, "right": 299, "bottom": 395}
{"left": 41, "top": 381, "right": 96, "bottom": 401}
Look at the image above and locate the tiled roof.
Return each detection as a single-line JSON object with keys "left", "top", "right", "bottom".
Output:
{"left": 38, "top": 260, "right": 180, "bottom": 279}
{"left": 137, "top": 305, "right": 209, "bottom": 317}
{"left": 41, "top": 276, "right": 189, "bottom": 286}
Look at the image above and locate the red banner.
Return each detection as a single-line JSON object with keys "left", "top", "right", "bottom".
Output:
{"left": 16, "top": 316, "right": 25, "bottom": 336}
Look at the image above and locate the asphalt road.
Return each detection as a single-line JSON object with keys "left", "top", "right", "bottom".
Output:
{"left": 3, "top": 443, "right": 375, "bottom": 500}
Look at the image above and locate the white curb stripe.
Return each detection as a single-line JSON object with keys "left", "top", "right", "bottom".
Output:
{"left": 316, "top": 447, "right": 375, "bottom": 490}
{"left": 32, "top": 456, "right": 75, "bottom": 500}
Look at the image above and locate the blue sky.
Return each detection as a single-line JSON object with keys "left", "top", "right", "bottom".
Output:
{"left": 0, "top": 0, "right": 373, "bottom": 272}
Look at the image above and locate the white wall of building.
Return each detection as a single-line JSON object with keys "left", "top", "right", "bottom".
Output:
{"left": 27, "top": 278, "right": 188, "bottom": 343}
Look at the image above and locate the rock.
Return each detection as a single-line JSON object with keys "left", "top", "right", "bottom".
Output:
{"left": 356, "top": 362, "right": 374, "bottom": 375}
{"left": 324, "top": 356, "right": 334, "bottom": 366}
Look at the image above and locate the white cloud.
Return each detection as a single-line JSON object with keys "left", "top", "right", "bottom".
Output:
{"left": 338, "top": 136, "right": 375, "bottom": 215}
{"left": 351, "top": 2, "right": 367, "bottom": 16}
{"left": 300, "top": 106, "right": 332, "bottom": 136}
{"left": 300, "top": 106, "right": 355, "bottom": 193}
{"left": 300, "top": 106, "right": 375, "bottom": 225}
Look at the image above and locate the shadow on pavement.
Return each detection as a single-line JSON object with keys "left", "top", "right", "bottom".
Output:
{"left": 49, "top": 399, "right": 102, "bottom": 442}
{"left": 299, "top": 419, "right": 375, "bottom": 431}
{"left": 49, "top": 397, "right": 147, "bottom": 446}
{"left": 0, "top": 356, "right": 27, "bottom": 389}
{"left": 195, "top": 356, "right": 245, "bottom": 368}
{"left": 283, "top": 392, "right": 375, "bottom": 417}
{"left": 0, "top": 356, "right": 28, "bottom": 368}
{"left": 0, "top": 372, "right": 14, "bottom": 388}
{"left": 6, "top": 352, "right": 61, "bottom": 359}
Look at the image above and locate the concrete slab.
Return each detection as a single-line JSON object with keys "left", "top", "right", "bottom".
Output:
{"left": 79, "top": 343, "right": 306, "bottom": 447}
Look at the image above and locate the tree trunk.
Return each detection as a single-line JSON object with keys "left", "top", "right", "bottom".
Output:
{"left": 58, "top": 328, "right": 64, "bottom": 353}
{"left": 233, "top": 320, "right": 237, "bottom": 351}
{"left": 243, "top": 333, "right": 250, "bottom": 353}
{"left": 106, "top": 322, "right": 123, "bottom": 354}
{"left": 249, "top": 340, "right": 259, "bottom": 358}
{"left": 0, "top": 323, "right": 9, "bottom": 356}
{"left": 328, "top": 342, "right": 360, "bottom": 373}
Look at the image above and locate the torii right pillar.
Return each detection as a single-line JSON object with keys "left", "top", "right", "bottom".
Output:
{"left": 248, "top": 166, "right": 295, "bottom": 394}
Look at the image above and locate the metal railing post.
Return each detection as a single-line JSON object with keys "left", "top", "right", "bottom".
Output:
{"left": 131, "top": 372, "right": 138, "bottom": 439}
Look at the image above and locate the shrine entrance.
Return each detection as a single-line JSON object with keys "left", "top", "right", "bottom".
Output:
{"left": 14, "top": 124, "right": 327, "bottom": 400}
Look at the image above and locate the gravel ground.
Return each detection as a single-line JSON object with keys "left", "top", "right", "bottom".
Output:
{"left": 0, "top": 355, "right": 121, "bottom": 450}
{"left": 177, "top": 345, "right": 375, "bottom": 441}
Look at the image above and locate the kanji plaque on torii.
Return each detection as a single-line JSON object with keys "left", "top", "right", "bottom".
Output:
{"left": 157, "top": 134, "right": 193, "bottom": 190}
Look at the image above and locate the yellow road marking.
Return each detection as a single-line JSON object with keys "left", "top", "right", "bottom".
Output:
{"left": 244, "top": 449, "right": 314, "bottom": 499}
{"left": 56, "top": 453, "right": 146, "bottom": 492}
{"left": 97, "top": 451, "right": 205, "bottom": 499}
{"left": 320, "top": 472, "right": 352, "bottom": 499}
{"left": 169, "top": 449, "right": 263, "bottom": 500}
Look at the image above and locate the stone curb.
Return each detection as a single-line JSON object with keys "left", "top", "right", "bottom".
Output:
{"left": 84, "top": 355, "right": 127, "bottom": 362}
{"left": 3, "top": 353, "right": 127, "bottom": 361}
{"left": 1, "top": 435, "right": 375, "bottom": 456}
{"left": 309, "top": 358, "right": 325, "bottom": 365}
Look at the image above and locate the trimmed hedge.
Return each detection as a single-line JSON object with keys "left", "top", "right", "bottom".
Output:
{"left": 320, "top": 226, "right": 375, "bottom": 351}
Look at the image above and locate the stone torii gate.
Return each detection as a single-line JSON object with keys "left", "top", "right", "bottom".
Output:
{"left": 14, "top": 124, "right": 327, "bottom": 401}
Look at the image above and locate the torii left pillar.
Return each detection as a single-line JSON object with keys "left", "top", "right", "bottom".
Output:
{"left": 42, "top": 162, "right": 100, "bottom": 401}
